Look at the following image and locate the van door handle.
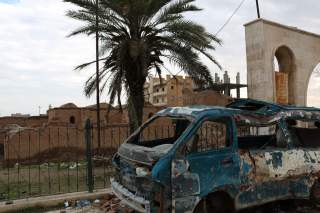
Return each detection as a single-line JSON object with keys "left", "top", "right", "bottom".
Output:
{"left": 221, "top": 158, "right": 233, "bottom": 165}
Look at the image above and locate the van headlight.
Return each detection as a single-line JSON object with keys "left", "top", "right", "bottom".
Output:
{"left": 136, "top": 167, "right": 151, "bottom": 177}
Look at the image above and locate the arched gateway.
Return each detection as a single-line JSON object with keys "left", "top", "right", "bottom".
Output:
{"left": 245, "top": 19, "right": 320, "bottom": 106}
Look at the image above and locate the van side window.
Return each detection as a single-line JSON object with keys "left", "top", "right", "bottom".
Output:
{"left": 286, "top": 119, "right": 320, "bottom": 148}
{"left": 191, "top": 120, "right": 230, "bottom": 153}
{"left": 237, "top": 123, "right": 285, "bottom": 149}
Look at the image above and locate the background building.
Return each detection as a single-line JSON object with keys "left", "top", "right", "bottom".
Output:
{"left": 144, "top": 73, "right": 246, "bottom": 107}
{"left": 144, "top": 75, "right": 195, "bottom": 107}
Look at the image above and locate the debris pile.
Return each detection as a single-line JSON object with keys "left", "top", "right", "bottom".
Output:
{"left": 96, "top": 193, "right": 136, "bottom": 213}
{"left": 95, "top": 193, "right": 121, "bottom": 213}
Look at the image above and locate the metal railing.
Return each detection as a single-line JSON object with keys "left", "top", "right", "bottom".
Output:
{"left": 0, "top": 121, "right": 129, "bottom": 201}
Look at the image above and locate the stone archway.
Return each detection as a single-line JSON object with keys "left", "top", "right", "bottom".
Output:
{"left": 307, "top": 63, "right": 320, "bottom": 107}
{"left": 245, "top": 19, "right": 320, "bottom": 106}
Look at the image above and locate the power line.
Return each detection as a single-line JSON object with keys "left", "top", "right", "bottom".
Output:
{"left": 215, "top": 0, "right": 247, "bottom": 36}
{"left": 165, "top": 0, "right": 247, "bottom": 76}
{"left": 256, "top": 0, "right": 261, "bottom": 18}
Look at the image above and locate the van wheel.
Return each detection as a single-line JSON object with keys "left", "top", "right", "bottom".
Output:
{"left": 311, "top": 180, "right": 320, "bottom": 205}
{"left": 194, "top": 192, "right": 235, "bottom": 213}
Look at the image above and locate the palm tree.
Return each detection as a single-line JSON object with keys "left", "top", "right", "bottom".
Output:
{"left": 64, "top": 0, "right": 221, "bottom": 132}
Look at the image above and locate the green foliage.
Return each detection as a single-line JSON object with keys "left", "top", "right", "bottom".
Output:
{"left": 64, "top": 0, "right": 221, "bottom": 130}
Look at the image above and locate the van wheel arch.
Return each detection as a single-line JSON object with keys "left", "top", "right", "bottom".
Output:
{"left": 193, "top": 191, "right": 235, "bottom": 213}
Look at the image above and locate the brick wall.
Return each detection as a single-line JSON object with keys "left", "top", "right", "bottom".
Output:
{"left": 183, "top": 90, "right": 233, "bottom": 106}
{"left": 275, "top": 72, "right": 289, "bottom": 105}
{"left": 0, "top": 116, "right": 48, "bottom": 128}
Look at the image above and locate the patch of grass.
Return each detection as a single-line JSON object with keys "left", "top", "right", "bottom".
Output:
{"left": 0, "top": 162, "right": 115, "bottom": 201}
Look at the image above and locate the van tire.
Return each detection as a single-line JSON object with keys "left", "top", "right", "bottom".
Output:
{"left": 311, "top": 180, "right": 320, "bottom": 205}
{"left": 193, "top": 192, "right": 235, "bottom": 213}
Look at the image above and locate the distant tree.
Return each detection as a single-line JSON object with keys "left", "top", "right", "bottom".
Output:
{"left": 64, "top": 0, "right": 221, "bottom": 132}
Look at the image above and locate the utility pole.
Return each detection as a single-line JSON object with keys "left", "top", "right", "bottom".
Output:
{"left": 255, "top": 0, "right": 261, "bottom": 18}
{"left": 95, "top": 0, "right": 101, "bottom": 149}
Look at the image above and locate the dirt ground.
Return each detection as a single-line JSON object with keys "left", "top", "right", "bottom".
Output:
{"left": 46, "top": 206, "right": 320, "bottom": 213}
{"left": 45, "top": 198, "right": 320, "bottom": 213}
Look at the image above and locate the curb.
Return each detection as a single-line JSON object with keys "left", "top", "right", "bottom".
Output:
{"left": 0, "top": 189, "right": 112, "bottom": 213}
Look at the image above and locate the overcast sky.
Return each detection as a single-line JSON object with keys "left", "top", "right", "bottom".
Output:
{"left": 0, "top": 0, "right": 319, "bottom": 116}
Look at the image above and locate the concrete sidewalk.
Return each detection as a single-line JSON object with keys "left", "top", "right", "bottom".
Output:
{"left": 46, "top": 206, "right": 102, "bottom": 213}
{"left": 0, "top": 189, "right": 111, "bottom": 213}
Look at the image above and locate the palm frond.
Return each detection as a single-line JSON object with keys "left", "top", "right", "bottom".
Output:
{"left": 154, "top": 0, "right": 201, "bottom": 25}
{"left": 65, "top": 0, "right": 222, "bottom": 131}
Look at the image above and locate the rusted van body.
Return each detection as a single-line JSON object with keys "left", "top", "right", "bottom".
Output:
{"left": 112, "top": 99, "right": 320, "bottom": 212}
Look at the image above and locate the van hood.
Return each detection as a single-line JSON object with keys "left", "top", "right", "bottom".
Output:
{"left": 117, "top": 143, "right": 173, "bottom": 165}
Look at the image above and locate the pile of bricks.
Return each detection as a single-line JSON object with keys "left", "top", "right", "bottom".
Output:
{"left": 93, "top": 193, "right": 134, "bottom": 213}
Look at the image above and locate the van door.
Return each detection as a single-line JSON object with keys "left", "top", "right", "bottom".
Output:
{"left": 171, "top": 116, "right": 240, "bottom": 213}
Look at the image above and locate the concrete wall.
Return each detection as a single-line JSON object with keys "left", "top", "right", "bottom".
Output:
{"left": 245, "top": 19, "right": 320, "bottom": 106}
{"left": 3, "top": 125, "right": 129, "bottom": 163}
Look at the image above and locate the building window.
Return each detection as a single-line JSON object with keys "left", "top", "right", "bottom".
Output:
{"left": 156, "top": 89, "right": 159, "bottom": 92}
{"left": 69, "top": 116, "right": 76, "bottom": 124}
{"left": 162, "top": 88, "right": 165, "bottom": 92}
{"left": 171, "top": 86, "right": 174, "bottom": 90}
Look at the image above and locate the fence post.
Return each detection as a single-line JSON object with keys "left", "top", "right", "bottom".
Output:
{"left": 85, "top": 119, "right": 94, "bottom": 193}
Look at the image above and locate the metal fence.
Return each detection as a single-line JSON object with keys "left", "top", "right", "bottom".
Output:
{"left": 0, "top": 121, "right": 130, "bottom": 201}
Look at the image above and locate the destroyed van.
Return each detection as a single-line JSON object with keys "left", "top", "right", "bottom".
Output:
{"left": 111, "top": 99, "right": 320, "bottom": 213}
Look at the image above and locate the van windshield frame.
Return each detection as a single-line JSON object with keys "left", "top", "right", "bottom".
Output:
{"left": 127, "top": 115, "right": 193, "bottom": 148}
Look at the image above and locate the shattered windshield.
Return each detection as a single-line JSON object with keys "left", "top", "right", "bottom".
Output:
{"left": 128, "top": 116, "right": 191, "bottom": 148}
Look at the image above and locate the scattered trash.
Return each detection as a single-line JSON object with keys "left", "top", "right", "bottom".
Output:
{"left": 64, "top": 200, "right": 69, "bottom": 208}
{"left": 69, "top": 164, "right": 76, "bottom": 170}
{"left": 45, "top": 193, "right": 131, "bottom": 212}
{"left": 78, "top": 199, "right": 91, "bottom": 208}
{"left": 5, "top": 200, "right": 13, "bottom": 205}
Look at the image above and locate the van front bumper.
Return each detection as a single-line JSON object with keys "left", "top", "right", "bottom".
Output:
{"left": 111, "top": 178, "right": 151, "bottom": 213}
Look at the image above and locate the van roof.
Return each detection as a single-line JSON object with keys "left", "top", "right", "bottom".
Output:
{"left": 157, "top": 99, "right": 320, "bottom": 122}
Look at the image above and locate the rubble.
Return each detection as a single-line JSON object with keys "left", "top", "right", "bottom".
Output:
{"left": 46, "top": 193, "right": 133, "bottom": 213}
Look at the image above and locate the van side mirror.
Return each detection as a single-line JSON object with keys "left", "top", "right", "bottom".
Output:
{"left": 172, "top": 159, "right": 190, "bottom": 177}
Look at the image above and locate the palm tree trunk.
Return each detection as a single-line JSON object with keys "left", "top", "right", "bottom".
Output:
{"left": 128, "top": 80, "right": 145, "bottom": 133}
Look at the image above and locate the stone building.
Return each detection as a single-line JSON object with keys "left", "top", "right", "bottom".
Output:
{"left": 144, "top": 75, "right": 195, "bottom": 107}
{"left": 144, "top": 73, "right": 245, "bottom": 107}
{"left": 47, "top": 103, "right": 123, "bottom": 127}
